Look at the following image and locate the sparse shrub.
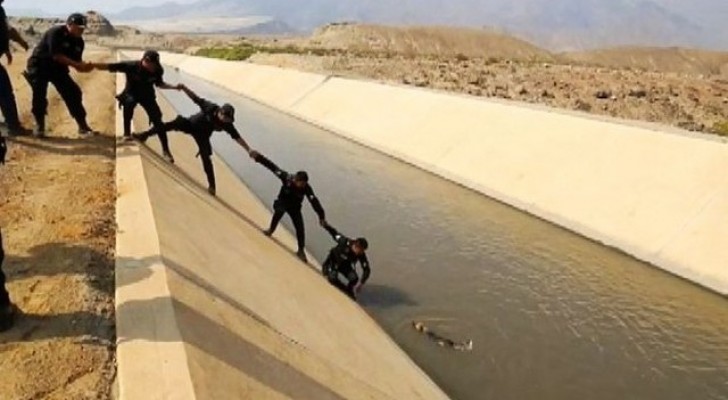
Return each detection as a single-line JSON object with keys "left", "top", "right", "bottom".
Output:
{"left": 711, "top": 120, "right": 728, "bottom": 136}
{"left": 455, "top": 53, "right": 469, "bottom": 62}
{"left": 195, "top": 45, "right": 256, "bottom": 61}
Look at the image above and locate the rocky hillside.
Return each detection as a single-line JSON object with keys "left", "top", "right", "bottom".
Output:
{"left": 9, "top": 11, "right": 118, "bottom": 41}
{"left": 307, "top": 23, "right": 553, "bottom": 61}
{"left": 565, "top": 47, "right": 728, "bottom": 76}
{"left": 226, "top": 24, "right": 728, "bottom": 136}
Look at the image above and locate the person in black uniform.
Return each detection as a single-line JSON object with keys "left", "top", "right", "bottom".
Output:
{"left": 0, "top": 0, "right": 31, "bottom": 136}
{"left": 252, "top": 152, "right": 326, "bottom": 262}
{"left": 133, "top": 84, "right": 255, "bottom": 195}
{"left": 322, "top": 223, "right": 370, "bottom": 300}
{"left": 0, "top": 139, "right": 14, "bottom": 331}
{"left": 93, "top": 50, "right": 181, "bottom": 162}
{"left": 0, "top": 229, "right": 13, "bottom": 332}
{"left": 23, "top": 13, "right": 95, "bottom": 137}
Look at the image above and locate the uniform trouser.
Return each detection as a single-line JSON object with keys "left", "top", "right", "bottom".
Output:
{"left": 268, "top": 202, "right": 305, "bottom": 252}
{"left": 0, "top": 65, "right": 21, "bottom": 129}
{"left": 143, "top": 116, "right": 215, "bottom": 188}
{"left": 122, "top": 98, "right": 170, "bottom": 154}
{"left": 28, "top": 71, "right": 87, "bottom": 127}
{"left": 0, "top": 230, "right": 10, "bottom": 308}
{"left": 323, "top": 257, "right": 359, "bottom": 299}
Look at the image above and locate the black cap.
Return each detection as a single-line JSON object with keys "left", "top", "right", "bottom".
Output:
{"left": 142, "top": 50, "right": 161, "bottom": 65}
{"left": 219, "top": 103, "right": 235, "bottom": 123}
{"left": 67, "top": 13, "right": 87, "bottom": 27}
{"left": 355, "top": 238, "right": 369, "bottom": 250}
{"left": 294, "top": 171, "right": 309, "bottom": 182}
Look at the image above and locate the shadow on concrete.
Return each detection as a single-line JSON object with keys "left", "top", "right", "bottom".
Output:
{"left": 8, "top": 134, "right": 116, "bottom": 159}
{"left": 5, "top": 242, "right": 114, "bottom": 297}
{"left": 140, "top": 144, "right": 321, "bottom": 272}
{"left": 117, "top": 296, "right": 345, "bottom": 400}
{"left": 358, "top": 284, "right": 418, "bottom": 309}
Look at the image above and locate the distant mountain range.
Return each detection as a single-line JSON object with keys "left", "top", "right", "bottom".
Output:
{"left": 6, "top": 8, "right": 57, "bottom": 18}
{"left": 108, "top": 0, "right": 728, "bottom": 50}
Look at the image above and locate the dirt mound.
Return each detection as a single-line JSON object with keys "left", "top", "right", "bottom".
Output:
{"left": 308, "top": 23, "right": 553, "bottom": 61}
{"left": 85, "top": 11, "right": 116, "bottom": 36}
{"left": 565, "top": 47, "right": 728, "bottom": 76}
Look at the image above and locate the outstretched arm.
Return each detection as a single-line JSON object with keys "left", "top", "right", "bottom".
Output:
{"left": 8, "top": 27, "right": 28, "bottom": 51}
{"left": 154, "top": 69, "right": 182, "bottom": 91}
{"left": 222, "top": 125, "right": 254, "bottom": 155}
{"left": 323, "top": 223, "right": 349, "bottom": 246}
{"left": 305, "top": 186, "right": 326, "bottom": 225}
{"left": 157, "top": 82, "right": 182, "bottom": 90}
{"left": 91, "top": 62, "right": 131, "bottom": 73}
{"left": 253, "top": 153, "right": 289, "bottom": 182}
{"left": 178, "top": 84, "right": 212, "bottom": 110}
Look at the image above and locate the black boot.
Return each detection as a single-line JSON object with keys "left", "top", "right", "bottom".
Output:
{"left": 77, "top": 120, "right": 98, "bottom": 136}
{"left": 33, "top": 117, "right": 45, "bottom": 138}
{"left": 0, "top": 303, "right": 16, "bottom": 332}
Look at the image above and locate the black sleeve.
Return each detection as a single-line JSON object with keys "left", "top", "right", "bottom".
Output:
{"left": 223, "top": 123, "right": 242, "bottom": 140}
{"left": 154, "top": 67, "right": 166, "bottom": 86}
{"left": 359, "top": 253, "right": 371, "bottom": 285}
{"left": 192, "top": 94, "right": 214, "bottom": 111}
{"left": 0, "top": 8, "right": 9, "bottom": 54}
{"left": 107, "top": 62, "right": 132, "bottom": 73}
{"left": 305, "top": 186, "right": 326, "bottom": 220}
{"left": 324, "top": 224, "right": 349, "bottom": 246}
{"left": 255, "top": 154, "right": 289, "bottom": 182}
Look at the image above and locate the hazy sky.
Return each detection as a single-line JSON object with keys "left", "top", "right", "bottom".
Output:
{"left": 4, "top": 0, "right": 196, "bottom": 14}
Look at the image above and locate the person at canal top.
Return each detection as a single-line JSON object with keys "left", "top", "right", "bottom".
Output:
{"left": 251, "top": 152, "right": 326, "bottom": 263}
{"left": 321, "top": 222, "right": 370, "bottom": 300}
{"left": 23, "top": 13, "right": 97, "bottom": 138}
{"left": 132, "top": 83, "right": 255, "bottom": 196}
{"left": 92, "top": 50, "right": 182, "bottom": 162}
{"left": 0, "top": 146, "right": 14, "bottom": 331}
{"left": 0, "top": 0, "right": 32, "bottom": 136}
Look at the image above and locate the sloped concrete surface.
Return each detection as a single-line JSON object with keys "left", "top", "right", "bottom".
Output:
{"left": 115, "top": 70, "right": 449, "bottom": 399}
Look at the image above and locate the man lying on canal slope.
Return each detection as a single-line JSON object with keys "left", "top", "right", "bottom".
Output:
{"left": 133, "top": 84, "right": 256, "bottom": 196}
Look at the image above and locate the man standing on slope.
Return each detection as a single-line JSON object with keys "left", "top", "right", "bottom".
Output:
{"left": 252, "top": 152, "right": 327, "bottom": 263}
{"left": 93, "top": 50, "right": 182, "bottom": 162}
{"left": 0, "top": 0, "right": 32, "bottom": 135}
{"left": 23, "top": 13, "right": 95, "bottom": 137}
{"left": 133, "top": 84, "right": 256, "bottom": 195}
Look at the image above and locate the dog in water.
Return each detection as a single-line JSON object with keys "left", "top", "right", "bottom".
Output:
{"left": 412, "top": 321, "right": 473, "bottom": 351}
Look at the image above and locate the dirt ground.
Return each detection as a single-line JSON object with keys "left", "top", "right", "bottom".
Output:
{"left": 0, "top": 49, "right": 117, "bottom": 399}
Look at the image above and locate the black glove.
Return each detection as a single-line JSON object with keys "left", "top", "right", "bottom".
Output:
{"left": 0, "top": 137, "right": 7, "bottom": 165}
